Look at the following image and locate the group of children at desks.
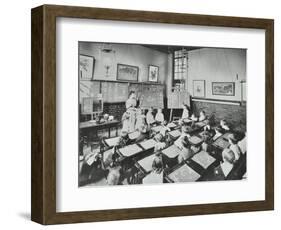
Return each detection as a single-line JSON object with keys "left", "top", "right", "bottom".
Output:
{"left": 79, "top": 91, "right": 247, "bottom": 187}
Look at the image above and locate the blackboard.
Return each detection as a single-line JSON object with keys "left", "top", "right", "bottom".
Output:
{"left": 128, "top": 83, "right": 143, "bottom": 99}
{"left": 80, "top": 81, "right": 164, "bottom": 107}
{"left": 140, "top": 84, "right": 164, "bottom": 109}
{"left": 167, "top": 90, "right": 190, "bottom": 108}
{"left": 79, "top": 81, "right": 100, "bottom": 103}
{"left": 101, "top": 82, "right": 128, "bottom": 103}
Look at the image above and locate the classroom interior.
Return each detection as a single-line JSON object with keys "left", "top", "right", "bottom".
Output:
{"left": 79, "top": 42, "right": 247, "bottom": 187}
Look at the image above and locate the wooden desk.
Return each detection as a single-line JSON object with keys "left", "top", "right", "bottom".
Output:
{"left": 167, "top": 122, "right": 177, "bottom": 129}
{"left": 212, "top": 136, "right": 230, "bottom": 149}
{"left": 191, "top": 150, "right": 216, "bottom": 169}
{"left": 166, "top": 163, "right": 201, "bottom": 183}
{"left": 139, "top": 139, "right": 157, "bottom": 150}
{"left": 136, "top": 153, "right": 156, "bottom": 174}
{"left": 142, "top": 171, "right": 163, "bottom": 184}
{"left": 80, "top": 120, "right": 120, "bottom": 141}
{"left": 188, "top": 135, "right": 203, "bottom": 146}
{"left": 118, "top": 144, "right": 143, "bottom": 158}
{"left": 162, "top": 144, "right": 182, "bottom": 158}
{"left": 168, "top": 129, "right": 181, "bottom": 139}
{"left": 104, "top": 136, "right": 120, "bottom": 148}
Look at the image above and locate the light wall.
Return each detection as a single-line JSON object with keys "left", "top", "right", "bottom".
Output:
{"left": 79, "top": 42, "right": 168, "bottom": 84}
{"left": 187, "top": 48, "right": 246, "bottom": 101}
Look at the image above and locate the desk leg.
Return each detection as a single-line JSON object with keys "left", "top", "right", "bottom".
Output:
{"left": 108, "top": 127, "right": 111, "bottom": 138}
{"left": 116, "top": 125, "right": 118, "bottom": 136}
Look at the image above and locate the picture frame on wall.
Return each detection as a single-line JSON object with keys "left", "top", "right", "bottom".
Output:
{"left": 212, "top": 82, "right": 235, "bottom": 96}
{"left": 31, "top": 4, "right": 274, "bottom": 225}
{"left": 79, "top": 54, "right": 95, "bottom": 80}
{"left": 148, "top": 65, "right": 159, "bottom": 82}
{"left": 117, "top": 63, "right": 139, "bottom": 82}
{"left": 193, "top": 80, "right": 205, "bottom": 98}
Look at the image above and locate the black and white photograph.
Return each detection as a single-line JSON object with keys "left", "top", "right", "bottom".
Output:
{"left": 78, "top": 42, "right": 247, "bottom": 187}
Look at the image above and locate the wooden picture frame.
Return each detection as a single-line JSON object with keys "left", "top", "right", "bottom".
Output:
{"left": 117, "top": 63, "right": 139, "bottom": 82}
{"left": 31, "top": 4, "right": 274, "bottom": 225}
{"left": 79, "top": 54, "right": 95, "bottom": 80}
{"left": 193, "top": 80, "right": 205, "bottom": 98}
{"left": 212, "top": 82, "right": 235, "bottom": 96}
{"left": 148, "top": 65, "right": 159, "bottom": 82}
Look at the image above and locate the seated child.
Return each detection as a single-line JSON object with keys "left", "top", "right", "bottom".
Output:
{"left": 155, "top": 108, "right": 165, "bottom": 124}
{"left": 181, "top": 104, "right": 190, "bottom": 120}
{"left": 152, "top": 143, "right": 166, "bottom": 174}
{"left": 220, "top": 119, "right": 230, "bottom": 131}
{"left": 106, "top": 160, "right": 122, "bottom": 185}
{"left": 213, "top": 125, "right": 224, "bottom": 141}
{"left": 116, "top": 129, "right": 132, "bottom": 148}
{"left": 121, "top": 111, "right": 130, "bottom": 133}
{"left": 178, "top": 137, "right": 195, "bottom": 164}
{"left": 238, "top": 131, "right": 247, "bottom": 154}
{"left": 214, "top": 148, "right": 236, "bottom": 180}
{"left": 198, "top": 110, "right": 207, "bottom": 121}
{"left": 228, "top": 133, "right": 242, "bottom": 162}
{"left": 190, "top": 113, "right": 198, "bottom": 121}
{"left": 135, "top": 123, "right": 149, "bottom": 143}
{"left": 174, "top": 125, "right": 191, "bottom": 148}
{"left": 159, "top": 120, "right": 171, "bottom": 136}
{"left": 201, "top": 131, "right": 212, "bottom": 152}
{"left": 146, "top": 107, "right": 155, "bottom": 126}
{"left": 203, "top": 119, "right": 211, "bottom": 131}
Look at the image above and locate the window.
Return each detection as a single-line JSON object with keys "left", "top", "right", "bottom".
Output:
{"left": 172, "top": 49, "right": 188, "bottom": 90}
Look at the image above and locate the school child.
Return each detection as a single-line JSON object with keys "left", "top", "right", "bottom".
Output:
{"left": 228, "top": 133, "right": 242, "bottom": 162}
{"left": 190, "top": 113, "right": 198, "bottom": 121}
{"left": 201, "top": 131, "right": 212, "bottom": 152}
{"left": 238, "top": 131, "right": 247, "bottom": 154}
{"left": 146, "top": 107, "right": 155, "bottom": 126}
{"left": 155, "top": 108, "right": 165, "bottom": 124}
{"left": 135, "top": 123, "right": 149, "bottom": 143}
{"left": 121, "top": 111, "right": 130, "bottom": 133}
{"left": 198, "top": 110, "right": 207, "bottom": 121}
{"left": 181, "top": 104, "right": 190, "bottom": 120}
{"left": 174, "top": 125, "right": 191, "bottom": 149}
{"left": 213, "top": 148, "right": 236, "bottom": 180}
{"left": 203, "top": 119, "right": 211, "bottom": 131}
{"left": 213, "top": 125, "right": 224, "bottom": 141}
{"left": 220, "top": 119, "right": 230, "bottom": 131}
{"left": 116, "top": 129, "right": 132, "bottom": 148}
{"left": 152, "top": 143, "right": 166, "bottom": 173}
{"left": 106, "top": 160, "right": 122, "bottom": 185}
{"left": 135, "top": 109, "right": 146, "bottom": 132}
{"left": 177, "top": 137, "right": 195, "bottom": 164}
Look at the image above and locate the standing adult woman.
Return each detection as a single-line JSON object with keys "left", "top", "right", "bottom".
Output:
{"left": 125, "top": 91, "right": 138, "bottom": 132}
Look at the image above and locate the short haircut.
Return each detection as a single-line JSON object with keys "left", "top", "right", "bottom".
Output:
{"left": 222, "top": 149, "right": 235, "bottom": 164}
{"left": 202, "top": 132, "right": 211, "bottom": 142}
{"left": 182, "top": 136, "right": 191, "bottom": 149}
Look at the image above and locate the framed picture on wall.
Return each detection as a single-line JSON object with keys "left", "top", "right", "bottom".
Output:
{"left": 79, "top": 54, "right": 95, "bottom": 80}
{"left": 193, "top": 80, "right": 205, "bottom": 98}
{"left": 32, "top": 4, "right": 274, "bottom": 225}
{"left": 148, "top": 65, "right": 159, "bottom": 82}
{"left": 117, "top": 63, "right": 139, "bottom": 82}
{"left": 212, "top": 82, "right": 235, "bottom": 96}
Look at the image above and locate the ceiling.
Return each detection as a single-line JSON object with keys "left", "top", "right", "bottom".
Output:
{"left": 141, "top": 45, "right": 202, "bottom": 54}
